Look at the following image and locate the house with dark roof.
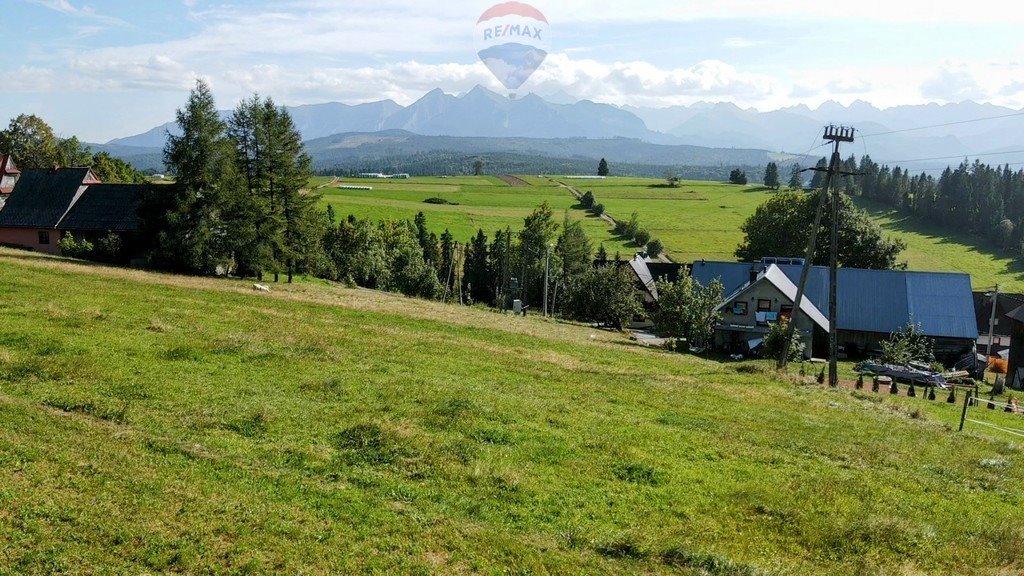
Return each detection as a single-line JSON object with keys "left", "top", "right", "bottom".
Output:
{"left": 973, "top": 291, "right": 1024, "bottom": 355}
{"left": 714, "top": 264, "right": 829, "bottom": 357}
{"left": 0, "top": 167, "right": 148, "bottom": 258}
{"left": 0, "top": 155, "right": 21, "bottom": 203}
{"left": 1007, "top": 305, "right": 1024, "bottom": 389}
{"left": 693, "top": 259, "right": 978, "bottom": 363}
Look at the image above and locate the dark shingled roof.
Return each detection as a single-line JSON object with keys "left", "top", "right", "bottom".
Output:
{"left": 1009, "top": 305, "right": 1024, "bottom": 324}
{"left": 0, "top": 167, "right": 93, "bottom": 228}
{"left": 59, "top": 184, "right": 147, "bottom": 232}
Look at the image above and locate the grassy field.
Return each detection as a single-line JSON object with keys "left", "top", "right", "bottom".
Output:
{"left": 1, "top": 247, "right": 1023, "bottom": 574}
{"left": 318, "top": 175, "right": 635, "bottom": 254}
{"left": 314, "top": 174, "right": 1024, "bottom": 290}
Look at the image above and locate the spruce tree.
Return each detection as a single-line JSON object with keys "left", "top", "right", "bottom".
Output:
{"left": 788, "top": 163, "right": 803, "bottom": 189}
{"left": 155, "top": 79, "right": 235, "bottom": 274}
{"left": 598, "top": 158, "right": 609, "bottom": 176}
{"left": 763, "top": 162, "right": 780, "bottom": 190}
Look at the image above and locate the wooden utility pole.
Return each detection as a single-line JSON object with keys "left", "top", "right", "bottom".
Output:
{"left": 779, "top": 125, "right": 856, "bottom": 389}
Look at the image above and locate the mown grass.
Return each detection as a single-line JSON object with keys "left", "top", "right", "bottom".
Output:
{"left": 317, "top": 175, "right": 1024, "bottom": 290}
{"left": 318, "top": 175, "right": 635, "bottom": 253}
{"left": 0, "top": 248, "right": 1022, "bottom": 574}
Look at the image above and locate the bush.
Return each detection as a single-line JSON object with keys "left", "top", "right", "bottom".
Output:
{"left": 646, "top": 239, "right": 663, "bottom": 258}
{"left": 816, "top": 367, "right": 825, "bottom": 384}
{"left": 762, "top": 317, "right": 805, "bottom": 362}
{"left": 423, "top": 197, "right": 457, "bottom": 205}
{"left": 580, "top": 191, "right": 595, "bottom": 208}
{"left": 634, "top": 228, "right": 651, "bottom": 248}
{"left": 93, "top": 232, "right": 123, "bottom": 263}
{"left": 57, "top": 233, "right": 94, "bottom": 259}
{"left": 591, "top": 203, "right": 605, "bottom": 216}
{"left": 880, "top": 323, "right": 935, "bottom": 365}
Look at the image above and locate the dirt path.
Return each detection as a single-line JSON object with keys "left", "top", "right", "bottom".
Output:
{"left": 551, "top": 177, "right": 674, "bottom": 263}
{"left": 498, "top": 175, "right": 531, "bottom": 186}
{"left": 314, "top": 176, "right": 340, "bottom": 189}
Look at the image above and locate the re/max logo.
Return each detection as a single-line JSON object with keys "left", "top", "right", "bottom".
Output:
{"left": 483, "top": 24, "right": 543, "bottom": 41}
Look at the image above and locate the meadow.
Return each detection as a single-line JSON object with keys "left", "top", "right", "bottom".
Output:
{"left": 1, "top": 247, "right": 1023, "bottom": 574}
{"left": 314, "top": 175, "right": 1024, "bottom": 291}
{"left": 317, "top": 175, "right": 636, "bottom": 254}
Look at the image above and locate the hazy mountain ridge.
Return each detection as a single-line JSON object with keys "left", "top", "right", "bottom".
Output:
{"left": 99, "top": 86, "right": 1024, "bottom": 174}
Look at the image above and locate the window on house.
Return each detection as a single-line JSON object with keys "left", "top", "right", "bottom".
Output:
{"left": 732, "top": 301, "right": 748, "bottom": 315}
{"left": 38, "top": 231, "right": 50, "bottom": 245}
{"left": 757, "top": 299, "right": 772, "bottom": 312}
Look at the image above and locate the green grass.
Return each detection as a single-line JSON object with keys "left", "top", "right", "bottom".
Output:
{"left": 1, "top": 248, "right": 1023, "bottom": 574}
{"left": 854, "top": 197, "right": 1024, "bottom": 292}
{"left": 318, "top": 175, "right": 635, "bottom": 254}
{"left": 316, "top": 174, "right": 1024, "bottom": 290}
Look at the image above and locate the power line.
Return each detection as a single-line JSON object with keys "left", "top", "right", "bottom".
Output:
{"left": 874, "top": 149, "right": 1024, "bottom": 165}
{"left": 859, "top": 111, "right": 1024, "bottom": 138}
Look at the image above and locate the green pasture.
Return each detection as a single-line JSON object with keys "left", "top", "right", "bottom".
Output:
{"left": 313, "top": 175, "right": 1024, "bottom": 290}
{"left": 318, "top": 176, "right": 635, "bottom": 253}
{"left": 0, "top": 249, "right": 1022, "bottom": 574}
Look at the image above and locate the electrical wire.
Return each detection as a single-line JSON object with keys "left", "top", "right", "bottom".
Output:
{"left": 873, "top": 149, "right": 1024, "bottom": 165}
{"left": 859, "top": 111, "right": 1024, "bottom": 138}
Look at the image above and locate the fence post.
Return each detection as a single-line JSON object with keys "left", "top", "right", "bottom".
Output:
{"left": 959, "top": 389, "right": 973, "bottom": 432}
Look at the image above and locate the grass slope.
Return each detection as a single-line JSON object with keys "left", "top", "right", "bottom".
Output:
{"left": 317, "top": 175, "right": 1024, "bottom": 290}
{"left": 0, "top": 248, "right": 1022, "bottom": 574}
{"left": 318, "top": 176, "right": 635, "bottom": 254}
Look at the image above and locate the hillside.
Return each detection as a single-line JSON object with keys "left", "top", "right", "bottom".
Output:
{"left": 318, "top": 175, "right": 1024, "bottom": 291}
{"left": 1, "top": 248, "right": 1022, "bottom": 574}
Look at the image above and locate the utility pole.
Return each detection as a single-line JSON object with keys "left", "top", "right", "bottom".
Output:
{"left": 987, "top": 284, "right": 1000, "bottom": 356}
{"left": 825, "top": 126, "right": 854, "bottom": 388}
{"left": 779, "top": 125, "right": 856, "bottom": 391}
{"left": 542, "top": 245, "right": 551, "bottom": 317}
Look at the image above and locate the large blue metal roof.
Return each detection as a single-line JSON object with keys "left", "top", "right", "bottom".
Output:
{"left": 693, "top": 260, "right": 978, "bottom": 340}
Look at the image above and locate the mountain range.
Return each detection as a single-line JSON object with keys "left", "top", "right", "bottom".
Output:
{"left": 98, "top": 85, "right": 1024, "bottom": 174}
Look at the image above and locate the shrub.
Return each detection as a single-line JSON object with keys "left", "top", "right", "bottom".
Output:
{"left": 856, "top": 374, "right": 865, "bottom": 389}
{"left": 816, "top": 367, "right": 825, "bottom": 384}
{"left": 423, "top": 197, "right": 457, "bottom": 205}
{"left": 591, "top": 203, "right": 605, "bottom": 216}
{"left": 947, "top": 387, "right": 957, "bottom": 403}
{"left": 762, "top": 317, "right": 805, "bottom": 362}
{"left": 580, "top": 190, "right": 595, "bottom": 208}
{"left": 646, "top": 238, "right": 663, "bottom": 258}
{"left": 93, "top": 232, "right": 123, "bottom": 263}
{"left": 634, "top": 228, "right": 651, "bottom": 248}
{"left": 880, "top": 322, "right": 935, "bottom": 365}
{"left": 57, "top": 232, "right": 94, "bottom": 259}
{"left": 908, "top": 383, "right": 917, "bottom": 397}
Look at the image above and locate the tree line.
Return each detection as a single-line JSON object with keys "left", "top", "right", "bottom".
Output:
{"left": 0, "top": 114, "right": 148, "bottom": 183}
{"left": 792, "top": 155, "right": 1024, "bottom": 262}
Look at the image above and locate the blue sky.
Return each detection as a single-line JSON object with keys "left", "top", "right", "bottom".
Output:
{"left": 3, "top": 0, "right": 1023, "bottom": 142}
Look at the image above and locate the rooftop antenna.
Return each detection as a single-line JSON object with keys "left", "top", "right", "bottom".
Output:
{"left": 779, "top": 125, "right": 858, "bottom": 389}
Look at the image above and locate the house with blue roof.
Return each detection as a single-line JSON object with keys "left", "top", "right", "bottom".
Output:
{"left": 692, "top": 258, "right": 978, "bottom": 363}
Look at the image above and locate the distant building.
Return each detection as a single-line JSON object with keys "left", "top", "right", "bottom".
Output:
{"left": 973, "top": 291, "right": 1024, "bottom": 355}
{"left": 0, "top": 167, "right": 149, "bottom": 259}
{"left": 1007, "top": 305, "right": 1024, "bottom": 389}
{"left": 0, "top": 154, "right": 21, "bottom": 206}
{"left": 354, "top": 172, "right": 410, "bottom": 179}
{"left": 693, "top": 259, "right": 978, "bottom": 363}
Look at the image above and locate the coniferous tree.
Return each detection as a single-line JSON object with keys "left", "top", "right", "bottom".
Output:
{"left": 788, "top": 163, "right": 803, "bottom": 189}
{"left": 809, "top": 157, "right": 828, "bottom": 189}
{"left": 598, "top": 158, "right": 609, "bottom": 176}
{"left": 463, "top": 229, "right": 491, "bottom": 305}
{"left": 763, "top": 162, "right": 780, "bottom": 190}
{"left": 149, "top": 79, "right": 235, "bottom": 274}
